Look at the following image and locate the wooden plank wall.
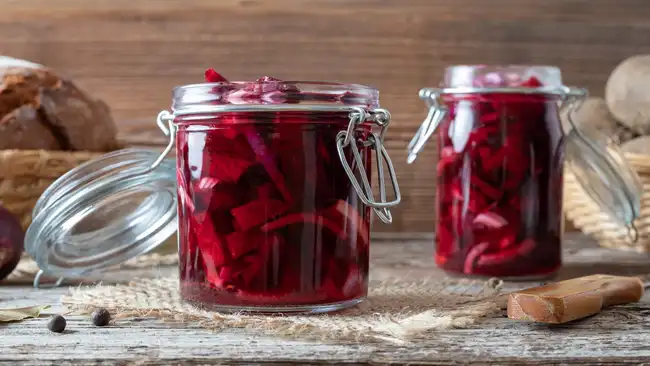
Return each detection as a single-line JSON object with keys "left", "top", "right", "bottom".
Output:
{"left": 2, "top": 0, "right": 650, "bottom": 233}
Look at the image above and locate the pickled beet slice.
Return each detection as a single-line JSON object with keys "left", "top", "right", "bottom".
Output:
{"left": 256, "top": 76, "right": 282, "bottom": 83}
{"left": 192, "top": 214, "right": 229, "bottom": 284}
{"left": 231, "top": 198, "right": 288, "bottom": 232}
{"left": 462, "top": 241, "right": 490, "bottom": 274}
{"left": 260, "top": 211, "right": 347, "bottom": 240}
{"left": 205, "top": 68, "right": 228, "bottom": 83}
{"left": 203, "top": 153, "right": 254, "bottom": 183}
{"left": 243, "top": 129, "right": 293, "bottom": 202}
{"left": 225, "top": 230, "right": 265, "bottom": 260}
{"left": 192, "top": 182, "right": 246, "bottom": 213}
{"left": 255, "top": 183, "right": 279, "bottom": 201}
{"left": 476, "top": 239, "right": 537, "bottom": 267}
{"left": 472, "top": 212, "right": 507, "bottom": 229}
{"left": 177, "top": 172, "right": 196, "bottom": 213}
{"left": 328, "top": 200, "right": 369, "bottom": 246}
{"left": 519, "top": 76, "right": 543, "bottom": 88}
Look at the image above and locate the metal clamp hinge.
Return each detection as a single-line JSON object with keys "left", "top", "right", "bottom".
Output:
{"left": 336, "top": 107, "right": 401, "bottom": 224}
{"left": 407, "top": 88, "right": 448, "bottom": 164}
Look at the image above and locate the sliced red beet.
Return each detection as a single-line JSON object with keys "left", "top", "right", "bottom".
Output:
{"left": 256, "top": 76, "right": 282, "bottom": 83}
{"left": 225, "top": 230, "right": 263, "bottom": 259}
{"left": 205, "top": 68, "right": 229, "bottom": 83}
{"left": 193, "top": 181, "right": 246, "bottom": 213}
{"left": 177, "top": 174, "right": 196, "bottom": 213}
{"left": 327, "top": 200, "right": 369, "bottom": 247}
{"left": 519, "top": 76, "right": 543, "bottom": 88}
{"left": 476, "top": 238, "right": 537, "bottom": 267}
{"left": 203, "top": 153, "right": 254, "bottom": 183}
{"left": 256, "top": 183, "right": 279, "bottom": 200}
{"left": 260, "top": 211, "right": 347, "bottom": 240}
{"left": 196, "top": 177, "right": 220, "bottom": 190}
{"left": 191, "top": 213, "right": 229, "bottom": 284}
{"left": 472, "top": 212, "right": 507, "bottom": 229}
{"left": 231, "top": 198, "right": 288, "bottom": 232}
{"left": 243, "top": 128, "right": 293, "bottom": 202}
{"left": 462, "top": 241, "right": 490, "bottom": 274}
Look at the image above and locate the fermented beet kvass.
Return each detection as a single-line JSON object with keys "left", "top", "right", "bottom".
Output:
{"left": 408, "top": 65, "right": 641, "bottom": 279}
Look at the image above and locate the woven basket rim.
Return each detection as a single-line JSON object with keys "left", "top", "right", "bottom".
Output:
{"left": 0, "top": 149, "right": 109, "bottom": 181}
{"left": 1, "top": 148, "right": 108, "bottom": 157}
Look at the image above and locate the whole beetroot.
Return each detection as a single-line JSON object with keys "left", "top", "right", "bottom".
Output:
{"left": 0, "top": 205, "right": 24, "bottom": 281}
{"left": 605, "top": 55, "right": 650, "bottom": 135}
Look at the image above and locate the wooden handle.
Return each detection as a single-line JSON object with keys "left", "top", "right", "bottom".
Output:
{"left": 507, "top": 274, "right": 644, "bottom": 324}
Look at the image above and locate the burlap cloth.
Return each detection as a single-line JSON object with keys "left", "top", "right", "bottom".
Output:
{"left": 8, "top": 253, "right": 507, "bottom": 344}
{"left": 5, "top": 253, "right": 178, "bottom": 285}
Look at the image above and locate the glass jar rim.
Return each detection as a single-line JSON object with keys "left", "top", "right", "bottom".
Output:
{"left": 446, "top": 64, "right": 561, "bottom": 71}
{"left": 172, "top": 81, "right": 380, "bottom": 111}
{"left": 444, "top": 65, "right": 563, "bottom": 89}
{"left": 174, "top": 80, "right": 378, "bottom": 92}
{"left": 24, "top": 149, "right": 178, "bottom": 285}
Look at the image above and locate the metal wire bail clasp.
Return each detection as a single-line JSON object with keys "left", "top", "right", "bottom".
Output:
{"left": 152, "top": 110, "right": 177, "bottom": 170}
{"left": 407, "top": 88, "right": 448, "bottom": 164}
{"left": 336, "top": 107, "right": 401, "bottom": 224}
{"left": 558, "top": 86, "right": 588, "bottom": 134}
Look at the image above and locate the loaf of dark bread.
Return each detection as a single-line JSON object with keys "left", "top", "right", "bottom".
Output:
{"left": 0, "top": 58, "right": 118, "bottom": 151}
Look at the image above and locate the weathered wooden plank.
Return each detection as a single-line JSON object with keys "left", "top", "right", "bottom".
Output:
{"left": 1, "top": 234, "right": 649, "bottom": 365}
{"left": 2, "top": 0, "right": 649, "bottom": 232}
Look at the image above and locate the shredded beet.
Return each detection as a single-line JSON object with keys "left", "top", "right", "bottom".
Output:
{"left": 177, "top": 71, "right": 372, "bottom": 308}
{"left": 435, "top": 76, "right": 563, "bottom": 278}
{"left": 204, "top": 68, "right": 228, "bottom": 83}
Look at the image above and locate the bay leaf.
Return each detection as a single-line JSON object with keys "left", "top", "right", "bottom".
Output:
{"left": 0, "top": 305, "right": 50, "bottom": 322}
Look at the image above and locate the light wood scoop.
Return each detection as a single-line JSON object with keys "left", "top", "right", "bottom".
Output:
{"left": 507, "top": 274, "right": 645, "bottom": 324}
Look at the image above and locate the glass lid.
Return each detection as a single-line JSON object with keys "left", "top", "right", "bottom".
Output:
{"left": 563, "top": 101, "right": 642, "bottom": 226}
{"left": 25, "top": 137, "right": 178, "bottom": 287}
{"left": 409, "top": 65, "right": 642, "bottom": 229}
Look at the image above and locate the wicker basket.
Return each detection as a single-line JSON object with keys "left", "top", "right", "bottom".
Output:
{"left": 0, "top": 149, "right": 105, "bottom": 229}
{"left": 564, "top": 152, "right": 650, "bottom": 253}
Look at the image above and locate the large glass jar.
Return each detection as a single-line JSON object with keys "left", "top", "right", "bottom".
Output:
{"left": 24, "top": 77, "right": 400, "bottom": 314}
{"left": 170, "top": 80, "right": 400, "bottom": 312}
{"left": 408, "top": 65, "right": 642, "bottom": 279}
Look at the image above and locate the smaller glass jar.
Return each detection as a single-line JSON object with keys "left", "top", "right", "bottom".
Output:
{"left": 408, "top": 65, "right": 642, "bottom": 279}
{"left": 24, "top": 77, "right": 400, "bottom": 314}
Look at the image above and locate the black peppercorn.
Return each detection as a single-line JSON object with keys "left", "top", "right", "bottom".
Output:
{"left": 47, "top": 315, "right": 66, "bottom": 333}
{"left": 91, "top": 308, "right": 111, "bottom": 326}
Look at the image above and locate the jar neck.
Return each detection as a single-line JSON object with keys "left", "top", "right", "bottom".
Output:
{"left": 171, "top": 81, "right": 380, "bottom": 112}
{"left": 441, "top": 93, "right": 563, "bottom": 103}
{"left": 444, "top": 65, "right": 563, "bottom": 89}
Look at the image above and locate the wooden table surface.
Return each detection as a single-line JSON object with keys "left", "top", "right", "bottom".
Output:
{"left": 2, "top": 232, "right": 650, "bottom": 365}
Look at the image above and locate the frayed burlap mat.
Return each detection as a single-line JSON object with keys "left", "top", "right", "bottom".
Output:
{"left": 5, "top": 253, "right": 178, "bottom": 285}
{"left": 61, "top": 275, "right": 506, "bottom": 344}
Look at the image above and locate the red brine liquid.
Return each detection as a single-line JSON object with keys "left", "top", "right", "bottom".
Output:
{"left": 435, "top": 77, "right": 564, "bottom": 278}
{"left": 177, "top": 71, "right": 372, "bottom": 310}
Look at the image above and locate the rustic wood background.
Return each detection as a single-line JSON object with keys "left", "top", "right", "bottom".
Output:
{"left": 3, "top": 0, "right": 650, "bottom": 233}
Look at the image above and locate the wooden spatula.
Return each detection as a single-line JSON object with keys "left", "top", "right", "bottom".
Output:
{"left": 507, "top": 274, "right": 646, "bottom": 324}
